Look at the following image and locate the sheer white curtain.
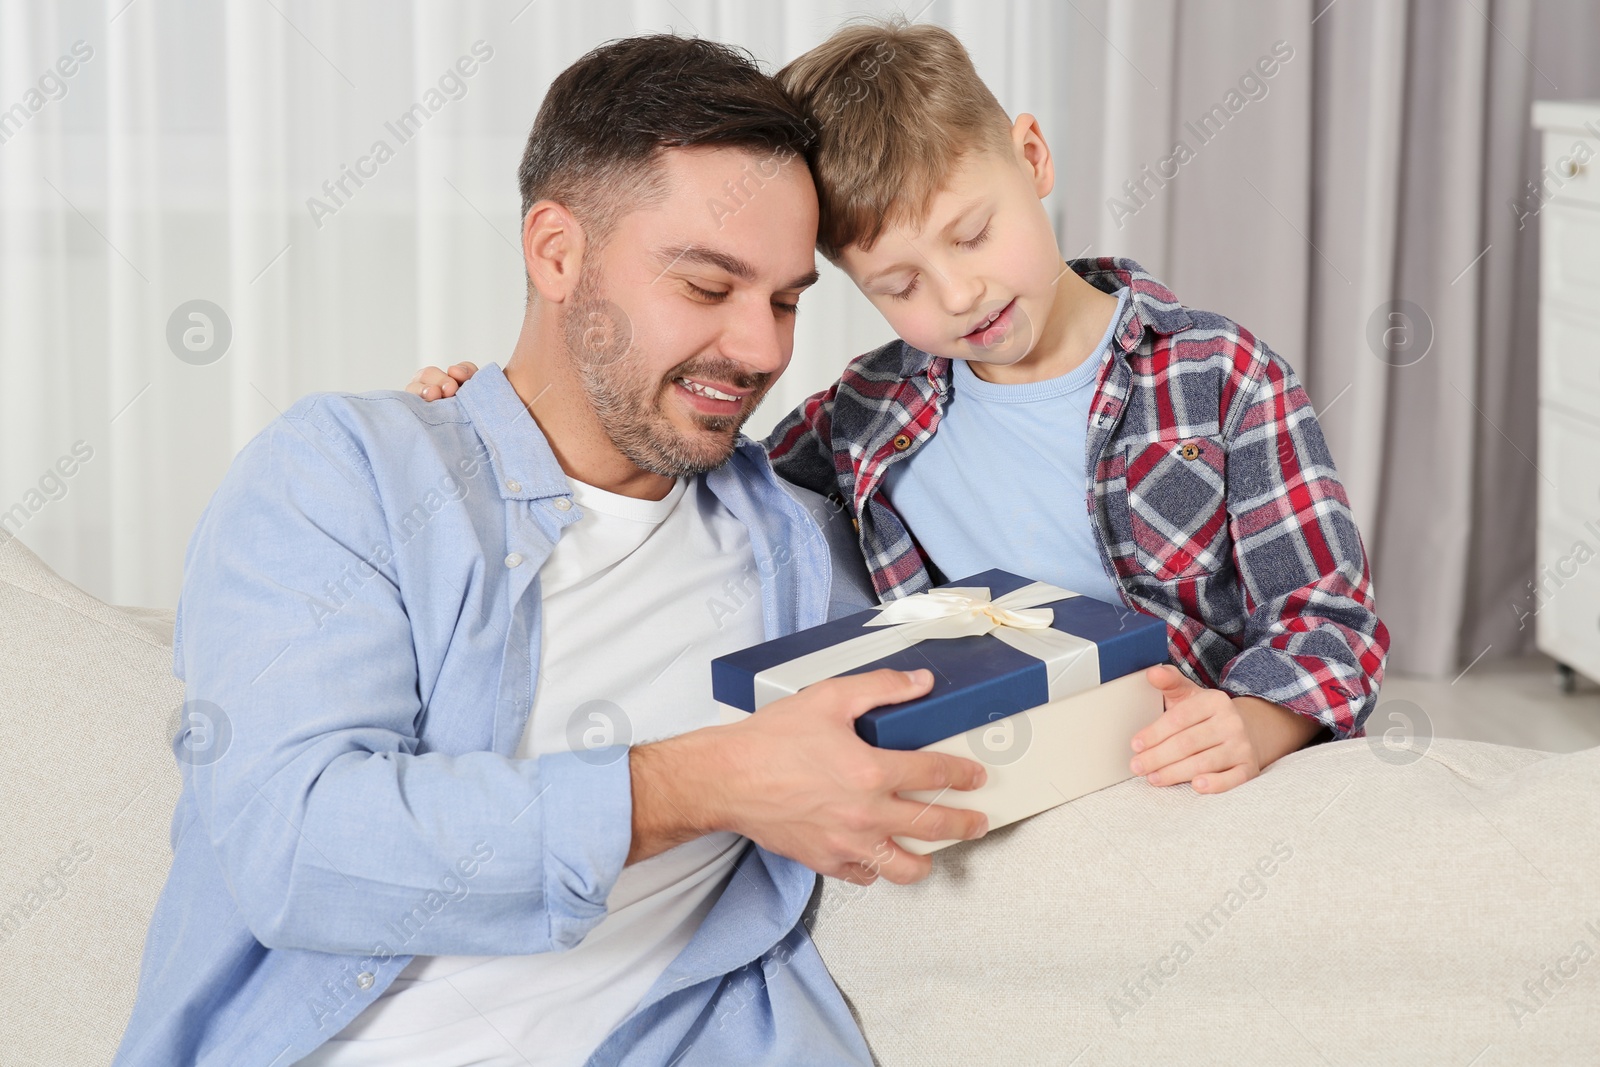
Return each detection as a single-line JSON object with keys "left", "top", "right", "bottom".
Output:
{"left": 4, "top": 0, "right": 1596, "bottom": 680}
{"left": 0, "top": 0, "right": 1071, "bottom": 611}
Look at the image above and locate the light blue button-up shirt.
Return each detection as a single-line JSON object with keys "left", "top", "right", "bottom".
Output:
{"left": 112, "top": 363, "right": 878, "bottom": 1067}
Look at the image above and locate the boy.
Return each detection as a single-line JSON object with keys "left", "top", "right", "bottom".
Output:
{"left": 411, "top": 19, "right": 1389, "bottom": 797}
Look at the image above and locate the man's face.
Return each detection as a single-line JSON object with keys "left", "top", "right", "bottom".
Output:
{"left": 835, "top": 133, "right": 1062, "bottom": 370}
{"left": 564, "top": 145, "right": 820, "bottom": 478}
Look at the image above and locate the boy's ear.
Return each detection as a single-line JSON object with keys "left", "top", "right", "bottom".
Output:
{"left": 521, "top": 199, "right": 586, "bottom": 303}
{"left": 1010, "top": 113, "right": 1055, "bottom": 200}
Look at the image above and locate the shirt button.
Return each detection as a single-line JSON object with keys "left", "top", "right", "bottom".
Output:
{"left": 552, "top": 497, "right": 573, "bottom": 511}
{"left": 506, "top": 479, "right": 522, "bottom": 493}
{"left": 357, "top": 972, "right": 375, "bottom": 989}
{"left": 504, "top": 552, "right": 523, "bottom": 568}
{"left": 1179, "top": 442, "right": 1200, "bottom": 460}
{"left": 892, "top": 433, "right": 912, "bottom": 452}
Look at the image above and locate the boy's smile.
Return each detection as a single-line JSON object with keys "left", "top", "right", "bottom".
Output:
{"left": 960, "top": 296, "right": 1020, "bottom": 350}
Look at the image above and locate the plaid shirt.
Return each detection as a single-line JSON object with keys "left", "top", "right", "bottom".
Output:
{"left": 764, "top": 257, "right": 1389, "bottom": 740}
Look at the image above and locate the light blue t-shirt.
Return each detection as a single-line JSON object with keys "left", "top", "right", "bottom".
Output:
{"left": 880, "top": 287, "right": 1130, "bottom": 606}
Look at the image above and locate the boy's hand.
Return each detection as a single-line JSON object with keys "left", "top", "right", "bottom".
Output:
{"left": 1130, "top": 664, "right": 1262, "bottom": 794}
{"left": 1131, "top": 665, "right": 1325, "bottom": 794}
{"left": 406, "top": 362, "right": 479, "bottom": 400}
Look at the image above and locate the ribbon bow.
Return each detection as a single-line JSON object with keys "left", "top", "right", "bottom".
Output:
{"left": 865, "top": 586, "right": 1056, "bottom": 639}
{"left": 744, "top": 579, "right": 1097, "bottom": 710}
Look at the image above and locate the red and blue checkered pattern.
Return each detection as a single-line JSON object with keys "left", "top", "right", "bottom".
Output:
{"left": 764, "top": 258, "right": 1389, "bottom": 739}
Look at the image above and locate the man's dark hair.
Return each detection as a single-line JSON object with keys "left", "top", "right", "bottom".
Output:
{"left": 517, "top": 35, "right": 814, "bottom": 253}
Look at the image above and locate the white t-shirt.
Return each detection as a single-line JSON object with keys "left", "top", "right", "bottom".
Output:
{"left": 298, "top": 473, "right": 764, "bottom": 1067}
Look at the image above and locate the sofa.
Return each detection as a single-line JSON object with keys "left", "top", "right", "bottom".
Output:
{"left": 3, "top": 534, "right": 1597, "bottom": 1066}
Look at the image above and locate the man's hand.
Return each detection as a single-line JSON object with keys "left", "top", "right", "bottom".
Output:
{"left": 1130, "top": 664, "right": 1324, "bottom": 794}
{"left": 629, "top": 669, "right": 990, "bottom": 887}
{"left": 406, "top": 362, "right": 479, "bottom": 400}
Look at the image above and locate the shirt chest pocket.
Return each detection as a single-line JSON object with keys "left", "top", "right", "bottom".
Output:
{"left": 1122, "top": 435, "right": 1230, "bottom": 581}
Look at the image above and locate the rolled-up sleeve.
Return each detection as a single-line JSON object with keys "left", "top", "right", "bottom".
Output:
{"left": 176, "top": 400, "right": 631, "bottom": 956}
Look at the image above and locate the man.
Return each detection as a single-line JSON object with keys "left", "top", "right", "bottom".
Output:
{"left": 112, "top": 35, "right": 989, "bottom": 1067}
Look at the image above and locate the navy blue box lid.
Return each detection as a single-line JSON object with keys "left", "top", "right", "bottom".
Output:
{"left": 712, "top": 568, "right": 1169, "bottom": 750}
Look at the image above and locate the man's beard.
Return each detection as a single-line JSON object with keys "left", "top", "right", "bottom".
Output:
{"left": 562, "top": 265, "right": 771, "bottom": 478}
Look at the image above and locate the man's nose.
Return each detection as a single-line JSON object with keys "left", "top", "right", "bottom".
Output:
{"left": 719, "top": 300, "right": 787, "bottom": 376}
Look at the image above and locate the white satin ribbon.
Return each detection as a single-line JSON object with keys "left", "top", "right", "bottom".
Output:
{"left": 749, "top": 581, "right": 1103, "bottom": 712}
{"left": 863, "top": 586, "right": 1057, "bottom": 635}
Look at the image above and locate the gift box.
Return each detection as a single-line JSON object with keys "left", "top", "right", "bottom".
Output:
{"left": 712, "top": 568, "right": 1171, "bottom": 854}
{"left": 713, "top": 568, "right": 1167, "bottom": 746}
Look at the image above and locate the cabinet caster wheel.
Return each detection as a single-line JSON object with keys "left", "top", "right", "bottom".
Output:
{"left": 1556, "top": 663, "right": 1578, "bottom": 694}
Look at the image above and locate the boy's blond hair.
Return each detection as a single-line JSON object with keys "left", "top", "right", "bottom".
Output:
{"left": 777, "top": 19, "right": 1013, "bottom": 260}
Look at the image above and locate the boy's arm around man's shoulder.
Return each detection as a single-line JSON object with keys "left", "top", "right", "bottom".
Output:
{"left": 173, "top": 394, "right": 629, "bottom": 957}
{"left": 763, "top": 370, "right": 883, "bottom": 619}
{"left": 763, "top": 339, "right": 925, "bottom": 586}
{"left": 1215, "top": 342, "right": 1391, "bottom": 741}
{"left": 763, "top": 379, "right": 845, "bottom": 504}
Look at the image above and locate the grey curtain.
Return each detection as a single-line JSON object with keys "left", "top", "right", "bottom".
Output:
{"left": 4, "top": 0, "right": 1593, "bottom": 659}
{"left": 1047, "top": 0, "right": 1600, "bottom": 678}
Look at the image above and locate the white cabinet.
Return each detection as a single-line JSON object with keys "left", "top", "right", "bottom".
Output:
{"left": 1532, "top": 101, "right": 1600, "bottom": 691}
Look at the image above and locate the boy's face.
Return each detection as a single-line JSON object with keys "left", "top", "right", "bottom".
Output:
{"left": 835, "top": 117, "right": 1064, "bottom": 369}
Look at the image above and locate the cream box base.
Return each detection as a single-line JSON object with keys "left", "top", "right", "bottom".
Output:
{"left": 716, "top": 669, "right": 1165, "bottom": 857}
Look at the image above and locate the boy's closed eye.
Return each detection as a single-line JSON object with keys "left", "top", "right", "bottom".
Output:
{"left": 881, "top": 220, "right": 995, "bottom": 302}
{"left": 958, "top": 221, "right": 993, "bottom": 249}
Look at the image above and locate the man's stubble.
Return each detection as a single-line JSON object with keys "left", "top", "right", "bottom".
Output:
{"left": 562, "top": 262, "right": 773, "bottom": 479}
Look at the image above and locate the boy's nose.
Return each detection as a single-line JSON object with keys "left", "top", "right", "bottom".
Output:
{"left": 937, "top": 272, "right": 985, "bottom": 319}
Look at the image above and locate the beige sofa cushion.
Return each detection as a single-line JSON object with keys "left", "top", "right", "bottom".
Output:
{"left": 6, "top": 532, "right": 1599, "bottom": 1065}
{"left": 0, "top": 537, "right": 182, "bottom": 1067}
{"left": 809, "top": 734, "right": 1600, "bottom": 1064}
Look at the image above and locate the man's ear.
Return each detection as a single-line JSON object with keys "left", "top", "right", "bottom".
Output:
{"left": 522, "top": 200, "right": 585, "bottom": 303}
{"left": 1010, "top": 113, "right": 1055, "bottom": 200}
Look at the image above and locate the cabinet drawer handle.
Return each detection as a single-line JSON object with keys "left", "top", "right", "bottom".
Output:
{"left": 1557, "top": 157, "right": 1586, "bottom": 179}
